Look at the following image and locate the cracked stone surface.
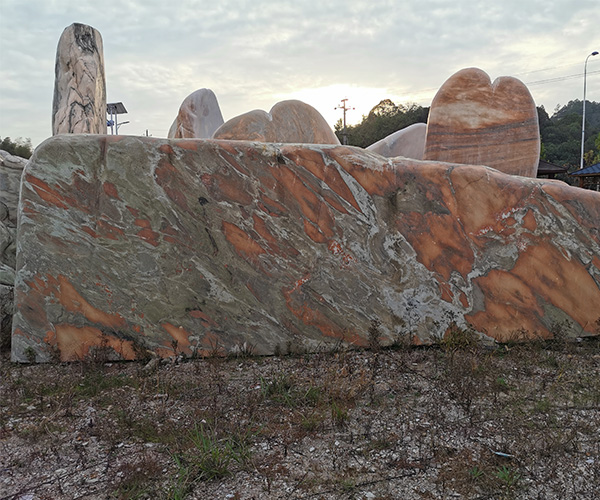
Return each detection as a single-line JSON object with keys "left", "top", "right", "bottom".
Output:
{"left": 0, "top": 150, "right": 24, "bottom": 350}
{"left": 1, "top": 149, "right": 27, "bottom": 226}
{"left": 52, "top": 23, "right": 107, "bottom": 135}
{"left": 11, "top": 135, "right": 600, "bottom": 362}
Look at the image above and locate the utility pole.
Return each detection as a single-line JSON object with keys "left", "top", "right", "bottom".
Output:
{"left": 335, "top": 98, "right": 354, "bottom": 145}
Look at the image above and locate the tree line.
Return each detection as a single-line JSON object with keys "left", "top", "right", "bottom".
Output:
{"left": 0, "top": 136, "right": 33, "bottom": 159}
{"left": 4, "top": 100, "right": 600, "bottom": 168}
{"left": 335, "top": 99, "right": 600, "bottom": 171}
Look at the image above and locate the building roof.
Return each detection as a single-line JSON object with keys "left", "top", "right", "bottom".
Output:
{"left": 537, "top": 160, "right": 568, "bottom": 176}
{"left": 570, "top": 163, "right": 600, "bottom": 176}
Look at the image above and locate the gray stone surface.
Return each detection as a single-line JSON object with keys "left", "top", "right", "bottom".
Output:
{"left": 52, "top": 23, "right": 107, "bottom": 135}
{"left": 0, "top": 150, "right": 23, "bottom": 354}
{"left": 0, "top": 150, "right": 27, "bottom": 226}
{"left": 168, "top": 89, "right": 224, "bottom": 139}
{"left": 0, "top": 284, "right": 13, "bottom": 351}
{"left": 367, "top": 123, "right": 426, "bottom": 159}
{"left": 11, "top": 135, "right": 600, "bottom": 362}
{"left": 0, "top": 222, "right": 16, "bottom": 276}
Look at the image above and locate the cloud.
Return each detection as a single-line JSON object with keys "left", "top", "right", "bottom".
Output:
{"left": 0, "top": 0, "right": 597, "bottom": 146}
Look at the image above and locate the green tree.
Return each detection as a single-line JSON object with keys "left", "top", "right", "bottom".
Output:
{"left": 0, "top": 136, "right": 33, "bottom": 159}
{"left": 335, "top": 100, "right": 428, "bottom": 148}
{"left": 538, "top": 101, "right": 600, "bottom": 170}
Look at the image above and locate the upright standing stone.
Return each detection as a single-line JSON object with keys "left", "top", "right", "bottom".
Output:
{"left": 168, "top": 89, "right": 225, "bottom": 139}
{"left": 212, "top": 100, "right": 340, "bottom": 144}
{"left": 52, "top": 23, "right": 107, "bottom": 135}
{"left": 424, "top": 68, "right": 540, "bottom": 177}
{"left": 367, "top": 123, "right": 427, "bottom": 159}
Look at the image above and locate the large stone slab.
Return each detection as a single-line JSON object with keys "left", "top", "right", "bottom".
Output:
{"left": 424, "top": 68, "right": 540, "bottom": 177}
{"left": 52, "top": 23, "right": 107, "bottom": 135}
{"left": 367, "top": 123, "right": 426, "bottom": 159}
{"left": 12, "top": 136, "right": 600, "bottom": 362}
{"left": 212, "top": 100, "right": 340, "bottom": 144}
{"left": 168, "top": 89, "right": 224, "bottom": 139}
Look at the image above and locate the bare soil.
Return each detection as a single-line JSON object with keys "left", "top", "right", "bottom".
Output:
{"left": 1, "top": 338, "right": 599, "bottom": 499}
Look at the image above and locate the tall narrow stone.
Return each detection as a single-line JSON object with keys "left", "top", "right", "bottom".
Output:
{"left": 168, "top": 89, "right": 224, "bottom": 139}
{"left": 52, "top": 23, "right": 107, "bottom": 135}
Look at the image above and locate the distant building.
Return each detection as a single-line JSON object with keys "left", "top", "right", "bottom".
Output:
{"left": 570, "top": 163, "right": 600, "bottom": 191}
{"left": 536, "top": 160, "right": 568, "bottom": 179}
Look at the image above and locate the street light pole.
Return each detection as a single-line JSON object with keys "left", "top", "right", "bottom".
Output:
{"left": 581, "top": 51, "right": 599, "bottom": 170}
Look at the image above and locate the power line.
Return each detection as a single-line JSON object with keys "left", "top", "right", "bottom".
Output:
{"left": 397, "top": 69, "right": 599, "bottom": 100}
{"left": 512, "top": 62, "right": 581, "bottom": 77}
{"left": 526, "top": 70, "right": 600, "bottom": 86}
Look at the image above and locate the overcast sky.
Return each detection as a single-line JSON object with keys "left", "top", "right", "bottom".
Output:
{"left": 0, "top": 0, "right": 598, "bottom": 148}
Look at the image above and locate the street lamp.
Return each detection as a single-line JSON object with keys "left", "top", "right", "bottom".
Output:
{"left": 107, "top": 102, "right": 128, "bottom": 135}
{"left": 580, "top": 51, "right": 599, "bottom": 170}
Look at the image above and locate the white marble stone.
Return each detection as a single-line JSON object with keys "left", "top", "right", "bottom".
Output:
{"left": 367, "top": 123, "right": 426, "bottom": 159}
{"left": 168, "top": 89, "right": 224, "bottom": 139}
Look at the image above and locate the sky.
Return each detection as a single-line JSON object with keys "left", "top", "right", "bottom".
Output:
{"left": 0, "top": 0, "right": 598, "bottom": 148}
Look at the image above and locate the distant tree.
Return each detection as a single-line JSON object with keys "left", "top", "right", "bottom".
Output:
{"left": 0, "top": 136, "right": 33, "bottom": 159}
{"left": 370, "top": 99, "right": 400, "bottom": 117}
{"left": 335, "top": 100, "right": 429, "bottom": 148}
{"left": 337, "top": 99, "right": 600, "bottom": 170}
{"left": 538, "top": 101, "right": 600, "bottom": 169}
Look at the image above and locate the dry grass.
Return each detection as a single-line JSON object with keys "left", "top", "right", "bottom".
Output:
{"left": 1, "top": 334, "right": 599, "bottom": 499}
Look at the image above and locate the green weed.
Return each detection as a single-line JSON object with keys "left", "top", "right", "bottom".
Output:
{"left": 496, "top": 465, "right": 521, "bottom": 487}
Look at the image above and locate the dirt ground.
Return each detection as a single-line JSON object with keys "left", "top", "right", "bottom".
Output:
{"left": 1, "top": 337, "right": 599, "bottom": 499}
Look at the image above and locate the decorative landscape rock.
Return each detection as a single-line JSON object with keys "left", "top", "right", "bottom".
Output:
{"left": 0, "top": 284, "right": 12, "bottom": 351}
{"left": 0, "top": 149, "right": 27, "bottom": 226}
{"left": 1, "top": 212, "right": 16, "bottom": 350}
{"left": 367, "top": 123, "right": 426, "bottom": 159}
{"left": 52, "top": 23, "right": 107, "bottom": 135}
{"left": 0, "top": 149, "right": 24, "bottom": 349}
{"left": 212, "top": 100, "right": 340, "bottom": 144}
{"left": 0, "top": 219, "right": 16, "bottom": 276}
{"left": 0, "top": 215, "right": 16, "bottom": 346}
{"left": 168, "top": 89, "right": 224, "bottom": 139}
{"left": 424, "top": 68, "right": 540, "bottom": 177}
{"left": 12, "top": 135, "right": 600, "bottom": 362}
